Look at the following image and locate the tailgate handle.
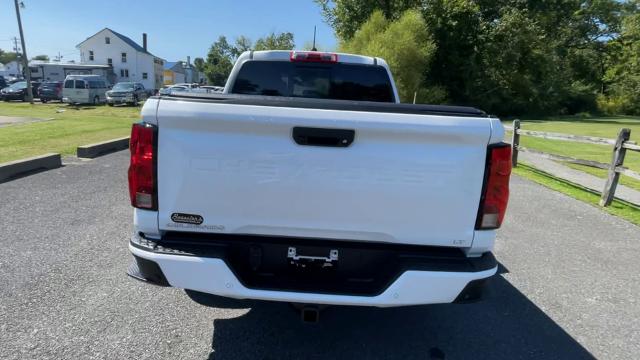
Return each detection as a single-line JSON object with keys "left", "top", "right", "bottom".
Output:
{"left": 292, "top": 127, "right": 355, "bottom": 147}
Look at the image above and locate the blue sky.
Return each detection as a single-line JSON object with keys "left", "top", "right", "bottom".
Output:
{"left": 0, "top": 0, "right": 337, "bottom": 62}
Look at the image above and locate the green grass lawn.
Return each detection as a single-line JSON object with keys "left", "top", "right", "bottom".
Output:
{"left": 514, "top": 163, "right": 640, "bottom": 226}
{"left": 503, "top": 115, "right": 640, "bottom": 188}
{"left": 0, "top": 102, "right": 139, "bottom": 163}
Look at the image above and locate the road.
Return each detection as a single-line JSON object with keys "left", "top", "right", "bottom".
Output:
{"left": 1, "top": 151, "right": 638, "bottom": 360}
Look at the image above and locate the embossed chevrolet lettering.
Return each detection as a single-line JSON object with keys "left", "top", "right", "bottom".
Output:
{"left": 170, "top": 213, "right": 204, "bottom": 225}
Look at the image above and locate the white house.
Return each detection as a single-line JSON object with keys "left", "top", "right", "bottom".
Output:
{"left": 0, "top": 60, "right": 21, "bottom": 78}
{"left": 77, "top": 28, "right": 164, "bottom": 89}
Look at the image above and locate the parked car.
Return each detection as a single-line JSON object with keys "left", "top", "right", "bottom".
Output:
{"left": 158, "top": 85, "right": 189, "bottom": 95}
{"left": 0, "top": 76, "right": 6, "bottom": 90}
{"left": 38, "top": 81, "right": 63, "bottom": 103}
{"left": 128, "top": 50, "right": 511, "bottom": 319}
{"left": 0, "top": 81, "right": 40, "bottom": 101}
{"left": 173, "top": 83, "right": 200, "bottom": 89}
{"left": 62, "top": 75, "right": 109, "bottom": 105}
{"left": 106, "top": 82, "right": 149, "bottom": 106}
{"left": 199, "top": 85, "right": 224, "bottom": 93}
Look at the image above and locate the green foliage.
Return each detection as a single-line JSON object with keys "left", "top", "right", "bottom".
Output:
{"left": 340, "top": 10, "right": 438, "bottom": 103}
{"left": 0, "top": 102, "right": 139, "bottom": 163}
{"left": 31, "top": 55, "right": 49, "bottom": 61}
{"left": 203, "top": 32, "right": 295, "bottom": 86}
{"left": 314, "top": 0, "right": 419, "bottom": 41}
{"left": 254, "top": 32, "right": 295, "bottom": 51}
{"left": 193, "top": 57, "right": 205, "bottom": 72}
{"left": 317, "top": 0, "right": 639, "bottom": 116}
{"left": 204, "top": 36, "right": 234, "bottom": 86}
{"left": 0, "top": 49, "right": 18, "bottom": 64}
{"left": 603, "top": 7, "right": 640, "bottom": 114}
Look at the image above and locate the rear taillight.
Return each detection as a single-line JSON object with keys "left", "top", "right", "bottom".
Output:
{"left": 290, "top": 51, "right": 338, "bottom": 63}
{"left": 128, "top": 122, "right": 157, "bottom": 210}
{"left": 476, "top": 143, "right": 512, "bottom": 229}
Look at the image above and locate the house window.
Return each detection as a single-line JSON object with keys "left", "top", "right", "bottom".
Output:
{"left": 105, "top": 37, "right": 110, "bottom": 44}
{"left": 89, "top": 51, "right": 94, "bottom": 61}
{"left": 107, "top": 58, "right": 112, "bottom": 66}
{"left": 120, "top": 69, "right": 124, "bottom": 77}
{"left": 125, "top": 69, "right": 129, "bottom": 77}
{"left": 142, "top": 72, "right": 148, "bottom": 80}
{"left": 121, "top": 52, "right": 127, "bottom": 63}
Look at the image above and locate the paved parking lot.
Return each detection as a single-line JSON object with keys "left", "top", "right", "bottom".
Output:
{"left": 1, "top": 151, "right": 638, "bottom": 359}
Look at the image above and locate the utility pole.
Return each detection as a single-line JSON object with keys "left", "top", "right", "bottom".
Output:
{"left": 12, "top": 36, "right": 21, "bottom": 75}
{"left": 14, "top": 0, "right": 33, "bottom": 104}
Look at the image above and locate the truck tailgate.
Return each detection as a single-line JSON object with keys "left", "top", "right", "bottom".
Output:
{"left": 156, "top": 99, "right": 492, "bottom": 247}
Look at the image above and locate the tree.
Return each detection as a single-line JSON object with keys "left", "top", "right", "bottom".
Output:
{"left": 340, "top": 10, "right": 439, "bottom": 103}
{"left": 203, "top": 32, "right": 296, "bottom": 86}
{"left": 232, "top": 36, "right": 253, "bottom": 57}
{"left": 204, "top": 36, "right": 234, "bottom": 86}
{"left": 317, "top": 0, "right": 628, "bottom": 115}
{"left": 32, "top": 54, "right": 49, "bottom": 61}
{"left": 193, "top": 57, "right": 205, "bottom": 72}
{"left": 315, "top": 0, "right": 419, "bottom": 41}
{"left": 0, "top": 49, "right": 18, "bottom": 64}
{"left": 602, "top": 5, "right": 640, "bottom": 114}
{"left": 254, "top": 32, "right": 295, "bottom": 50}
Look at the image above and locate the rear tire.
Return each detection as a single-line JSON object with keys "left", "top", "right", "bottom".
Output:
{"left": 41, "top": 98, "right": 48, "bottom": 103}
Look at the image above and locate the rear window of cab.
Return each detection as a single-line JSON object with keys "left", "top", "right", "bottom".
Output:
{"left": 231, "top": 61, "right": 395, "bottom": 102}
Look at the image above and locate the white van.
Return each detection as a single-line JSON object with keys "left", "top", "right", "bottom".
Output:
{"left": 62, "top": 75, "right": 109, "bottom": 105}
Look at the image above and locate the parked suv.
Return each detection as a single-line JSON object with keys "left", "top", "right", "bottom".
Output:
{"left": 106, "top": 82, "right": 149, "bottom": 106}
{"left": 62, "top": 75, "right": 109, "bottom": 105}
{"left": 38, "top": 81, "right": 63, "bottom": 103}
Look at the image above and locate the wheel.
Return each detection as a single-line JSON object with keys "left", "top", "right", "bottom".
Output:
{"left": 131, "top": 95, "right": 139, "bottom": 106}
{"left": 41, "top": 98, "right": 47, "bottom": 103}
{"left": 107, "top": 103, "right": 114, "bottom": 107}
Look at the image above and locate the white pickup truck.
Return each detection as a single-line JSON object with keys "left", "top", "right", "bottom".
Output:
{"left": 127, "top": 50, "right": 511, "bottom": 315}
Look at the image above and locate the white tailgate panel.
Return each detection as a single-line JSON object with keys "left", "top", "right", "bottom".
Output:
{"left": 157, "top": 100, "right": 491, "bottom": 247}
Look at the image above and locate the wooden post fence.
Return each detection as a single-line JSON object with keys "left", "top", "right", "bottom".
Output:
{"left": 599, "top": 128, "right": 631, "bottom": 207}
{"left": 511, "top": 119, "right": 520, "bottom": 167}
{"left": 505, "top": 121, "right": 639, "bottom": 207}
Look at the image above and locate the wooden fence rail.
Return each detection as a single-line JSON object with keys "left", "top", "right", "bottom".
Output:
{"left": 508, "top": 120, "right": 640, "bottom": 207}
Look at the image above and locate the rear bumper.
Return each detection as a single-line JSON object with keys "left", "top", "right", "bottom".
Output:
{"left": 128, "top": 233, "right": 497, "bottom": 307}
{"left": 1, "top": 93, "right": 25, "bottom": 100}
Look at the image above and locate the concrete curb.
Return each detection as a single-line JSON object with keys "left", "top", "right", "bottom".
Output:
{"left": 77, "top": 137, "right": 130, "bottom": 158}
{"left": 0, "top": 153, "right": 62, "bottom": 183}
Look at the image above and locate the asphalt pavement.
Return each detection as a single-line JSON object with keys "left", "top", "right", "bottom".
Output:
{"left": 0, "top": 151, "right": 638, "bottom": 360}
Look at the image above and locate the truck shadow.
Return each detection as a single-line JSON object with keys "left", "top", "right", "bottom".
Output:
{"left": 192, "top": 271, "right": 595, "bottom": 360}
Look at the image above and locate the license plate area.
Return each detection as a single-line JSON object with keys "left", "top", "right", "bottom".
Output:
{"left": 158, "top": 231, "right": 473, "bottom": 296}
{"left": 287, "top": 247, "right": 338, "bottom": 269}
